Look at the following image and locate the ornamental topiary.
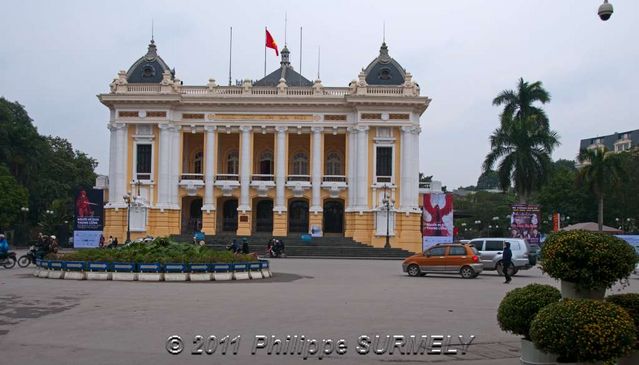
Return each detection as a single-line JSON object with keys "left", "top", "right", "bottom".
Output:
{"left": 497, "top": 284, "right": 561, "bottom": 340}
{"left": 540, "top": 230, "right": 638, "bottom": 290}
{"left": 607, "top": 293, "right": 639, "bottom": 349}
{"left": 530, "top": 299, "right": 636, "bottom": 362}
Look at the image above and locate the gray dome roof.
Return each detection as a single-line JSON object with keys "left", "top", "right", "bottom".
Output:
{"left": 254, "top": 46, "right": 313, "bottom": 87}
{"left": 363, "top": 42, "right": 406, "bottom": 86}
{"left": 126, "top": 40, "right": 174, "bottom": 84}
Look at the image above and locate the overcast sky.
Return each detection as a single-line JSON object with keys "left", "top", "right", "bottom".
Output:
{"left": 1, "top": 0, "right": 638, "bottom": 188}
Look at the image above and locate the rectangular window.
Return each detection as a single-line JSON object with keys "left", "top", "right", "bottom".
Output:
{"left": 449, "top": 246, "right": 467, "bottom": 256}
{"left": 376, "top": 146, "right": 392, "bottom": 178}
{"left": 485, "top": 240, "right": 504, "bottom": 251}
{"left": 136, "top": 144, "right": 152, "bottom": 180}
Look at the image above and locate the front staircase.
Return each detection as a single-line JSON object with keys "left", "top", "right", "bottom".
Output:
{"left": 170, "top": 233, "right": 414, "bottom": 259}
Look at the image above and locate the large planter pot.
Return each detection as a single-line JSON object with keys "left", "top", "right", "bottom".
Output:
{"left": 619, "top": 350, "right": 639, "bottom": 365}
{"left": 560, "top": 281, "right": 605, "bottom": 300}
{"left": 520, "top": 338, "right": 557, "bottom": 365}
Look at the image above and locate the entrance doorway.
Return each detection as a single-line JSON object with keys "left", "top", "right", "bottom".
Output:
{"left": 182, "top": 197, "right": 202, "bottom": 233}
{"left": 222, "top": 199, "right": 238, "bottom": 232}
{"left": 323, "top": 200, "right": 344, "bottom": 234}
{"left": 255, "top": 199, "right": 274, "bottom": 232}
{"left": 288, "top": 199, "right": 309, "bottom": 233}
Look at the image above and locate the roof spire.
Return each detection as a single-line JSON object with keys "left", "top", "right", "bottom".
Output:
{"left": 383, "top": 21, "right": 386, "bottom": 43}
{"left": 280, "top": 45, "right": 290, "bottom": 66}
{"left": 151, "top": 19, "right": 154, "bottom": 43}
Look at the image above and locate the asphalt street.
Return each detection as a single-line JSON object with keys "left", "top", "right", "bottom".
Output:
{"left": 1, "top": 256, "right": 638, "bottom": 365}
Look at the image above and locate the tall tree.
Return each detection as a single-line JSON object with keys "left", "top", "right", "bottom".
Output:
{"left": 493, "top": 77, "right": 551, "bottom": 128}
{"left": 483, "top": 114, "right": 559, "bottom": 203}
{"left": 577, "top": 147, "right": 625, "bottom": 231}
{"left": 476, "top": 170, "right": 500, "bottom": 190}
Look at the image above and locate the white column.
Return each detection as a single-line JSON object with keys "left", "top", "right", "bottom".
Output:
{"left": 356, "top": 126, "right": 369, "bottom": 209}
{"left": 311, "top": 126, "right": 323, "bottom": 212}
{"left": 108, "top": 123, "right": 128, "bottom": 207}
{"left": 203, "top": 126, "right": 217, "bottom": 211}
{"left": 274, "top": 126, "right": 287, "bottom": 212}
{"left": 346, "top": 127, "right": 357, "bottom": 211}
{"left": 107, "top": 123, "right": 119, "bottom": 206}
{"left": 169, "top": 126, "right": 181, "bottom": 208}
{"left": 408, "top": 126, "right": 421, "bottom": 211}
{"left": 400, "top": 126, "right": 411, "bottom": 210}
{"left": 239, "top": 126, "right": 252, "bottom": 211}
{"left": 157, "top": 123, "right": 171, "bottom": 208}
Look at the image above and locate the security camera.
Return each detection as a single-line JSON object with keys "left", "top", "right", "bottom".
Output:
{"left": 598, "top": 1, "right": 613, "bottom": 21}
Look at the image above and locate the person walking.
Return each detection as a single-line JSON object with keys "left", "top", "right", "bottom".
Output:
{"left": 0, "top": 234, "right": 9, "bottom": 259}
{"left": 502, "top": 241, "right": 513, "bottom": 284}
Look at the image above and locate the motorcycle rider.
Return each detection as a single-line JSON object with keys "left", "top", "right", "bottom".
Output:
{"left": 0, "top": 234, "right": 9, "bottom": 259}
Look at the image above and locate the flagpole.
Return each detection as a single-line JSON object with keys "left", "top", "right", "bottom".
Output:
{"left": 228, "top": 26, "right": 233, "bottom": 86}
{"left": 264, "top": 27, "right": 267, "bottom": 77}
{"left": 317, "top": 46, "right": 320, "bottom": 80}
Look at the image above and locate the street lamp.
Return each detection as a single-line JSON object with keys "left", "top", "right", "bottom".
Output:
{"left": 123, "top": 192, "right": 132, "bottom": 243}
{"left": 381, "top": 184, "right": 395, "bottom": 249}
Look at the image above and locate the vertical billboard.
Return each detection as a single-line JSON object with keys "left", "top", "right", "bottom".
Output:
{"left": 422, "top": 192, "right": 454, "bottom": 251}
{"left": 73, "top": 188, "right": 104, "bottom": 248}
{"left": 511, "top": 204, "right": 541, "bottom": 245}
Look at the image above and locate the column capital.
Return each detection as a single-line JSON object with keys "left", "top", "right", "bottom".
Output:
{"left": 108, "top": 122, "right": 127, "bottom": 131}
{"left": 347, "top": 126, "right": 359, "bottom": 134}
{"left": 311, "top": 126, "right": 324, "bottom": 134}
{"left": 204, "top": 125, "right": 217, "bottom": 133}
{"left": 239, "top": 125, "right": 253, "bottom": 133}
{"left": 356, "top": 125, "right": 370, "bottom": 133}
{"left": 275, "top": 126, "right": 288, "bottom": 133}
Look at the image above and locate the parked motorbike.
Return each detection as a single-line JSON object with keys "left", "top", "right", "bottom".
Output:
{"left": 266, "top": 239, "right": 286, "bottom": 258}
{"left": 1, "top": 252, "right": 17, "bottom": 269}
{"left": 17, "top": 246, "right": 38, "bottom": 268}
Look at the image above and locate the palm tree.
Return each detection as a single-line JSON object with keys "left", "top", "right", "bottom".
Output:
{"left": 577, "top": 147, "right": 625, "bottom": 232}
{"left": 483, "top": 114, "right": 560, "bottom": 203}
{"left": 493, "top": 78, "right": 551, "bottom": 128}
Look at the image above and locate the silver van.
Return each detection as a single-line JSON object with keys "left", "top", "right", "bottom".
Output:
{"left": 469, "top": 238, "right": 534, "bottom": 276}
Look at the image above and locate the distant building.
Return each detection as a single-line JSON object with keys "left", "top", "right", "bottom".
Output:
{"left": 579, "top": 129, "right": 639, "bottom": 154}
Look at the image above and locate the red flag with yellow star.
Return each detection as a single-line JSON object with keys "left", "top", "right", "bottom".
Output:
{"left": 265, "top": 28, "right": 279, "bottom": 56}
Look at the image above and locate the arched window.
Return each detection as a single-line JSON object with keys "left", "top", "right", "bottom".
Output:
{"left": 326, "top": 152, "right": 342, "bottom": 175}
{"left": 259, "top": 150, "right": 273, "bottom": 175}
{"left": 193, "top": 151, "right": 203, "bottom": 174}
{"left": 292, "top": 152, "right": 309, "bottom": 175}
{"left": 227, "top": 150, "right": 239, "bottom": 175}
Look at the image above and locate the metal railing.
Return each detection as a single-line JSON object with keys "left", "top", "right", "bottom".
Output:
{"left": 251, "top": 174, "right": 274, "bottom": 182}
{"left": 287, "top": 175, "right": 311, "bottom": 182}
{"left": 215, "top": 174, "right": 239, "bottom": 181}
{"left": 322, "top": 175, "right": 347, "bottom": 183}
{"left": 180, "top": 173, "right": 204, "bottom": 181}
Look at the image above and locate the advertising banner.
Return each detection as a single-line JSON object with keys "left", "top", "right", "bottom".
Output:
{"left": 422, "top": 192, "right": 454, "bottom": 251}
{"left": 73, "top": 230, "right": 102, "bottom": 248}
{"left": 511, "top": 204, "right": 541, "bottom": 245}
{"left": 73, "top": 188, "right": 104, "bottom": 248}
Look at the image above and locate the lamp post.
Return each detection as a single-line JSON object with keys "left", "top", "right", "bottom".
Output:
{"left": 123, "top": 192, "right": 132, "bottom": 243}
{"left": 382, "top": 184, "right": 394, "bottom": 249}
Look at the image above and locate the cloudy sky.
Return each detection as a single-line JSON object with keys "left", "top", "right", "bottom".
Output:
{"left": 1, "top": 0, "right": 637, "bottom": 188}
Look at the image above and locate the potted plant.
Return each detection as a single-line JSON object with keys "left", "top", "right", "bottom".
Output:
{"left": 540, "top": 230, "right": 638, "bottom": 299}
{"left": 497, "top": 284, "right": 561, "bottom": 365}
{"left": 530, "top": 298, "right": 636, "bottom": 364}
{"left": 606, "top": 293, "right": 639, "bottom": 365}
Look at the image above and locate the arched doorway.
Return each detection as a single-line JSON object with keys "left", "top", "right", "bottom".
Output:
{"left": 182, "top": 197, "right": 203, "bottom": 233}
{"left": 222, "top": 199, "right": 238, "bottom": 232}
{"left": 323, "top": 200, "right": 344, "bottom": 234}
{"left": 288, "top": 199, "right": 309, "bottom": 233}
{"left": 254, "top": 199, "right": 274, "bottom": 232}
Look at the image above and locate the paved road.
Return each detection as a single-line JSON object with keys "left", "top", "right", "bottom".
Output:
{"left": 1, "top": 258, "right": 637, "bottom": 365}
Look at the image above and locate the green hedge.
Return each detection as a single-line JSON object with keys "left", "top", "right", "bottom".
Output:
{"left": 497, "top": 284, "right": 561, "bottom": 340}
{"left": 540, "top": 230, "right": 638, "bottom": 290}
{"left": 49, "top": 237, "right": 255, "bottom": 264}
{"left": 530, "top": 299, "right": 636, "bottom": 362}
{"left": 607, "top": 293, "right": 639, "bottom": 349}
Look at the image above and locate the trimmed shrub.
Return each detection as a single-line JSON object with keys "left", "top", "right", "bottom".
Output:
{"left": 540, "top": 230, "right": 638, "bottom": 290}
{"left": 530, "top": 299, "right": 636, "bottom": 362}
{"left": 50, "top": 237, "right": 255, "bottom": 264}
{"left": 607, "top": 293, "right": 639, "bottom": 349}
{"left": 497, "top": 284, "right": 561, "bottom": 340}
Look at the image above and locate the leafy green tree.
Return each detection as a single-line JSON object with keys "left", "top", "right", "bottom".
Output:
{"left": 484, "top": 114, "right": 560, "bottom": 203}
{"left": 493, "top": 77, "right": 551, "bottom": 128}
{"left": 577, "top": 147, "right": 625, "bottom": 232}
{"left": 0, "top": 165, "right": 28, "bottom": 232}
{"left": 454, "top": 191, "right": 517, "bottom": 238}
{"left": 477, "top": 170, "right": 500, "bottom": 190}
